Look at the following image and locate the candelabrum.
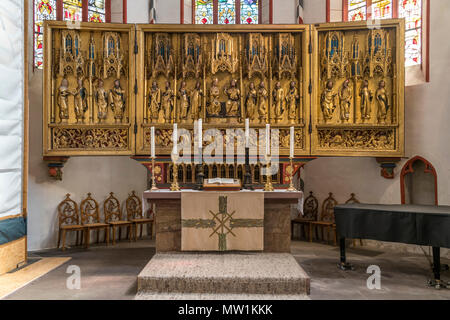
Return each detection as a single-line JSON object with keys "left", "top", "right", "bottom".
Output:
{"left": 287, "top": 157, "right": 297, "bottom": 192}
{"left": 264, "top": 154, "right": 274, "bottom": 192}
{"left": 151, "top": 157, "right": 159, "bottom": 191}
{"left": 170, "top": 153, "right": 180, "bottom": 191}
{"left": 243, "top": 147, "right": 253, "bottom": 190}
{"left": 194, "top": 147, "right": 204, "bottom": 190}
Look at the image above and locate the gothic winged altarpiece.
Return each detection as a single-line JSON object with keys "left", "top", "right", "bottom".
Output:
{"left": 43, "top": 21, "right": 404, "bottom": 165}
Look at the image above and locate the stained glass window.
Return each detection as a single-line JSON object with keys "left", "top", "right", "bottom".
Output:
{"left": 372, "top": 0, "right": 392, "bottom": 19}
{"left": 218, "top": 0, "right": 235, "bottom": 24}
{"left": 399, "top": 0, "right": 422, "bottom": 66}
{"left": 348, "top": 0, "right": 366, "bottom": 21}
{"left": 88, "top": 0, "right": 106, "bottom": 23}
{"left": 63, "top": 0, "right": 82, "bottom": 22}
{"left": 195, "top": 0, "right": 214, "bottom": 24}
{"left": 241, "top": 0, "right": 258, "bottom": 24}
{"left": 34, "top": 0, "right": 57, "bottom": 68}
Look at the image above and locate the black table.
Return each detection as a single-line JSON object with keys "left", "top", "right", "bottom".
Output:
{"left": 335, "top": 203, "right": 450, "bottom": 289}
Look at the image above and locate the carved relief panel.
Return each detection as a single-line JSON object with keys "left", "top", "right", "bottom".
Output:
{"left": 43, "top": 22, "right": 135, "bottom": 156}
{"left": 311, "top": 20, "right": 404, "bottom": 156}
{"left": 136, "top": 25, "right": 310, "bottom": 156}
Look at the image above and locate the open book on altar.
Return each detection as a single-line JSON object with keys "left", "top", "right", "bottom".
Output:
{"left": 203, "top": 178, "right": 242, "bottom": 191}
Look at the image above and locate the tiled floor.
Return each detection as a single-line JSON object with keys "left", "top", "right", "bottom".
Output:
{"left": 3, "top": 239, "right": 450, "bottom": 300}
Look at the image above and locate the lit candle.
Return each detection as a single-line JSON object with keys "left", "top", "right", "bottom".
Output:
{"left": 198, "top": 118, "right": 202, "bottom": 148}
{"left": 265, "top": 124, "right": 270, "bottom": 156}
{"left": 290, "top": 126, "right": 294, "bottom": 158}
{"left": 245, "top": 118, "right": 249, "bottom": 148}
{"left": 173, "top": 123, "right": 178, "bottom": 155}
{"left": 151, "top": 126, "right": 155, "bottom": 158}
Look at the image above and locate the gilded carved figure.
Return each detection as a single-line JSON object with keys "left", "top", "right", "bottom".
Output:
{"left": 360, "top": 79, "right": 373, "bottom": 121}
{"left": 376, "top": 80, "right": 389, "bottom": 124}
{"left": 286, "top": 81, "right": 299, "bottom": 122}
{"left": 109, "top": 79, "right": 126, "bottom": 123}
{"left": 245, "top": 82, "right": 257, "bottom": 120}
{"left": 57, "top": 78, "right": 70, "bottom": 122}
{"left": 149, "top": 81, "right": 161, "bottom": 121}
{"left": 224, "top": 79, "right": 240, "bottom": 117}
{"left": 73, "top": 78, "right": 88, "bottom": 123}
{"left": 178, "top": 81, "right": 190, "bottom": 121}
{"left": 339, "top": 79, "right": 352, "bottom": 123}
{"left": 272, "top": 81, "right": 285, "bottom": 122}
{"left": 190, "top": 81, "right": 203, "bottom": 120}
{"left": 207, "top": 77, "right": 221, "bottom": 117}
{"left": 95, "top": 79, "right": 108, "bottom": 123}
{"left": 162, "top": 81, "right": 174, "bottom": 123}
{"left": 257, "top": 81, "right": 268, "bottom": 122}
{"left": 321, "top": 80, "right": 337, "bottom": 122}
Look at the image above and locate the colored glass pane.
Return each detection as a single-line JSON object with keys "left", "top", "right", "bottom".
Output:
{"left": 372, "top": 0, "right": 392, "bottom": 19}
{"left": 240, "top": 0, "right": 258, "bottom": 24}
{"left": 404, "top": 28, "right": 421, "bottom": 66}
{"left": 399, "top": 0, "right": 422, "bottom": 30}
{"left": 195, "top": 0, "right": 213, "bottom": 24}
{"left": 348, "top": 0, "right": 366, "bottom": 21}
{"left": 63, "top": 0, "right": 82, "bottom": 22}
{"left": 218, "top": 0, "right": 235, "bottom": 24}
{"left": 34, "top": 0, "right": 57, "bottom": 69}
{"left": 88, "top": 0, "right": 106, "bottom": 22}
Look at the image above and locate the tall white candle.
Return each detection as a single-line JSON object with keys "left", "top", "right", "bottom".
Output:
{"left": 173, "top": 123, "right": 178, "bottom": 155}
{"left": 151, "top": 126, "right": 155, "bottom": 158}
{"left": 290, "top": 126, "right": 294, "bottom": 158}
{"left": 198, "top": 118, "right": 202, "bottom": 147}
{"left": 245, "top": 118, "right": 249, "bottom": 148}
{"left": 265, "top": 124, "right": 270, "bottom": 156}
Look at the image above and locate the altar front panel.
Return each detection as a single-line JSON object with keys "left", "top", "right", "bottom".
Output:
{"left": 181, "top": 192, "right": 264, "bottom": 251}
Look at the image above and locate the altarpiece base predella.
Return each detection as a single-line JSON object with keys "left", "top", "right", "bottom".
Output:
{"left": 43, "top": 20, "right": 404, "bottom": 158}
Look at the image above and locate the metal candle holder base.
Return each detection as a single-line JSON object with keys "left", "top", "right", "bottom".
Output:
{"left": 151, "top": 157, "right": 159, "bottom": 191}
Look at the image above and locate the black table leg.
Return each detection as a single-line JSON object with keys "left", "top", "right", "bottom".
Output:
{"left": 428, "top": 247, "right": 448, "bottom": 289}
{"left": 338, "top": 237, "right": 353, "bottom": 270}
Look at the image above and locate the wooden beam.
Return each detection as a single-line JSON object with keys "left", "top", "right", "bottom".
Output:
{"left": 342, "top": 0, "right": 348, "bottom": 22}
{"left": 180, "top": 0, "right": 184, "bottom": 24}
{"left": 269, "top": 0, "right": 273, "bottom": 24}
{"left": 326, "top": 0, "right": 330, "bottom": 23}
{"left": 82, "top": 0, "right": 89, "bottom": 22}
{"left": 123, "top": 0, "right": 127, "bottom": 23}
{"left": 106, "top": 0, "right": 112, "bottom": 23}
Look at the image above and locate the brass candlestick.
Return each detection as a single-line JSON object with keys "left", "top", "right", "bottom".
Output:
{"left": 170, "top": 153, "right": 180, "bottom": 191}
{"left": 151, "top": 157, "right": 159, "bottom": 191}
{"left": 264, "top": 154, "right": 274, "bottom": 192}
{"left": 287, "top": 157, "right": 297, "bottom": 192}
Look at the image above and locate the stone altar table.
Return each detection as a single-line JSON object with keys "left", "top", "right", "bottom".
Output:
{"left": 143, "top": 189, "right": 303, "bottom": 253}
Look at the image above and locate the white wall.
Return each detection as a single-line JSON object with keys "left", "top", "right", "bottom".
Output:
{"left": 111, "top": 0, "right": 124, "bottom": 23}
{"left": 127, "top": 0, "right": 150, "bottom": 23}
{"left": 273, "top": 0, "right": 297, "bottom": 24}
{"left": 303, "top": 0, "right": 326, "bottom": 24}
{"left": 155, "top": 0, "right": 180, "bottom": 24}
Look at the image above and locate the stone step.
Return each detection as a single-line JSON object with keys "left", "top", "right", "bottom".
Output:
{"left": 137, "top": 253, "right": 310, "bottom": 296}
{"left": 135, "top": 292, "right": 310, "bottom": 300}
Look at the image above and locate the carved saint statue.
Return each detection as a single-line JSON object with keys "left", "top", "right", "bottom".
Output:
{"left": 73, "top": 78, "right": 88, "bottom": 123}
{"left": 162, "top": 81, "right": 174, "bottom": 123}
{"left": 109, "top": 79, "right": 126, "bottom": 123}
{"left": 376, "top": 80, "right": 389, "bottom": 124}
{"left": 95, "top": 79, "right": 108, "bottom": 123}
{"left": 360, "top": 79, "right": 373, "bottom": 121}
{"left": 339, "top": 79, "right": 352, "bottom": 123}
{"left": 257, "top": 81, "right": 268, "bottom": 123}
{"left": 286, "top": 81, "right": 299, "bottom": 122}
{"left": 272, "top": 81, "right": 285, "bottom": 122}
{"left": 320, "top": 80, "right": 337, "bottom": 122}
{"left": 149, "top": 81, "right": 161, "bottom": 121}
{"left": 57, "top": 78, "right": 70, "bottom": 123}
{"left": 178, "top": 81, "right": 190, "bottom": 121}
{"left": 224, "top": 79, "right": 241, "bottom": 117}
{"left": 207, "top": 77, "right": 221, "bottom": 117}
{"left": 245, "top": 82, "right": 257, "bottom": 120}
{"left": 190, "top": 81, "right": 203, "bottom": 120}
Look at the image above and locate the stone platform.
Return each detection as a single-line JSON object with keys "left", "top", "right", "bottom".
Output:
{"left": 136, "top": 252, "right": 310, "bottom": 299}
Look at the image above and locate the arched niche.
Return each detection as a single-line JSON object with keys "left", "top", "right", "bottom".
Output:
{"left": 400, "top": 156, "right": 438, "bottom": 205}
